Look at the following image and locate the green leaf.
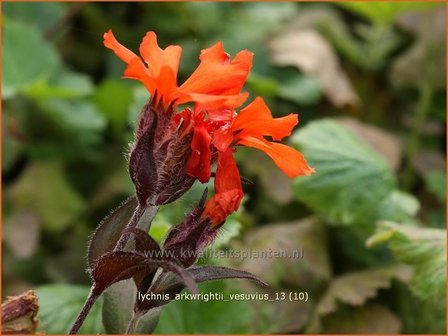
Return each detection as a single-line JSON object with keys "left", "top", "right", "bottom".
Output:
{"left": 40, "top": 99, "right": 106, "bottom": 133}
{"left": 424, "top": 170, "right": 446, "bottom": 202}
{"left": 338, "top": 2, "right": 441, "bottom": 24}
{"left": 277, "top": 75, "right": 323, "bottom": 106}
{"left": 94, "top": 80, "right": 134, "bottom": 132}
{"left": 35, "top": 284, "right": 104, "bottom": 334}
{"left": 396, "top": 284, "right": 446, "bottom": 334}
{"left": 367, "top": 221, "right": 447, "bottom": 300}
{"left": 242, "top": 2, "right": 298, "bottom": 28}
{"left": 6, "top": 81, "right": 105, "bottom": 160}
{"left": 376, "top": 190, "right": 420, "bottom": 223}
{"left": 27, "top": 99, "right": 107, "bottom": 159}
{"left": 2, "top": 20, "right": 60, "bottom": 99}
{"left": 154, "top": 281, "right": 252, "bottom": 334}
{"left": 25, "top": 71, "right": 94, "bottom": 100}
{"left": 291, "top": 119, "right": 396, "bottom": 225}
{"left": 213, "top": 2, "right": 298, "bottom": 54}
{"left": 8, "top": 162, "right": 86, "bottom": 232}
{"left": 3, "top": 2, "right": 66, "bottom": 33}
{"left": 246, "top": 72, "right": 279, "bottom": 98}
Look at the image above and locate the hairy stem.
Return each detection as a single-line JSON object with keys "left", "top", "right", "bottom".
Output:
{"left": 69, "top": 201, "right": 159, "bottom": 334}
{"left": 114, "top": 205, "right": 147, "bottom": 251}
{"left": 401, "top": 82, "right": 433, "bottom": 190}
{"left": 69, "top": 289, "right": 98, "bottom": 334}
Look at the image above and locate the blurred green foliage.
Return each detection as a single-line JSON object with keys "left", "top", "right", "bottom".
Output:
{"left": 2, "top": 2, "right": 446, "bottom": 334}
{"left": 35, "top": 284, "right": 104, "bottom": 334}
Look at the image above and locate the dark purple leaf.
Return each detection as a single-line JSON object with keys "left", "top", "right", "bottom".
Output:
{"left": 187, "top": 265, "right": 268, "bottom": 286}
{"left": 91, "top": 251, "right": 154, "bottom": 295}
{"left": 91, "top": 251, "right": 199, "bottom": 297}
{"left": 165, "top": 262, "right": 199, "bottom": 295}
{"left": 122, "top": 228, "right": 162, "bottom": 256}
{"left": 119, "top": 228, "right": 162, "bottom": 287}
{"left": 87, "top": 197, "right": 138, "bottom": 267}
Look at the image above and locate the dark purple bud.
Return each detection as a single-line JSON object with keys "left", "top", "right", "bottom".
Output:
{"left": 163, "top": 189, "right": 217, "bottom": 267}
{"left": 129, "top": 94, "right": 196, "bottom": 207}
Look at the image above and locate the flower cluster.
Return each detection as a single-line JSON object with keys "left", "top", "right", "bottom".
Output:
{"left": 69, "top": 30, "right": 315, "bottom": 335}
{"left": 104, "top": 30, "right": 314, "bottom": 229}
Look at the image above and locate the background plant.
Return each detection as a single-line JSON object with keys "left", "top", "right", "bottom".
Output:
{"left": 2, "top": 2, "right": 446, "bottom": 334}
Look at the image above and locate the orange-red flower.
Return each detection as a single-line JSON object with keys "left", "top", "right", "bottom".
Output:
{"left": 191, "top": 97, "right": 315, "bottom": 226}
{"left": 103, "top": 30, "right": 252, "bottom": 109}
{"left": 104, "top": 29, "right": 314, "bottom": 226}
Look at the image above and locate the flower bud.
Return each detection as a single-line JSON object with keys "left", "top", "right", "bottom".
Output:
{"left": 129, "top": 93, "right": 195, "bottom": 207}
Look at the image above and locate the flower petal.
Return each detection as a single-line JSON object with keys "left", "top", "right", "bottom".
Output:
{"left": 206, "top": 108, "right": 235, "bottom": 123}
{"left": 139, "top": 32, "right": 181, "bottom": 98}
{"left": 199, "top": 41, "right": 230, "bottom": 64}
{"left": 178, "top": 43, "right": 253, "bottom": 106}
{"left": 202, "top": 149, "right": 243, "bottom": 226}
{"left": 234, "top": 97, "right": 298, "bottom": 141}
{"left": 238, "top": 136, "right": 315, "bottom": 178}
{"left": 203, "top": 189, "right": 243, "bottom": 227}
{"left": 139, "top": 31, "right": 182, "bottom": 79}
{"left": 185, "top": 124, "right": 212, "bottom": 183}
{"left": 178, "top": 92, "right": 249, "bottom": 110}
{"left": 215, "top": 148, "right": 242, "bottom": 193}
{"left": 124, "top": 57, "right": 156, "bottom": 93}
{"left": 153, "top": 66, "right": 180, "bottom": 104}
{"left": 212, "top": 126, "right": 234, "bottom": 152}
{"left": 103, "top": 30, "right": 137, "bottom": 63}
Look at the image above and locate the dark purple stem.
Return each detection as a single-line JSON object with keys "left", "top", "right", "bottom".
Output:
{"left": 114, "top": 204, "right": 146, "bottom": 251}
{"left": 69, "top": 203, "right": 159, "bottom": 334}
{"left": 69, "top": 289, "right": 98, "bottom": 334}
